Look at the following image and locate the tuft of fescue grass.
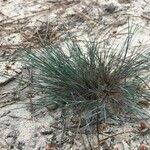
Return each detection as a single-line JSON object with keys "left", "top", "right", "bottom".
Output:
{"left": 24, "top": 36, "right": 150, "bottom": 125}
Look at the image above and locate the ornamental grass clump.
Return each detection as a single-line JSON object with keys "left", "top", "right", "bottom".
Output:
{"left": 24, "top": 37, "right": 150, "bottom": 124}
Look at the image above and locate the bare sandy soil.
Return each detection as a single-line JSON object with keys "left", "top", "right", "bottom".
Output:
{"left": 0, "top": 0, "right": 150, "bottom": 149}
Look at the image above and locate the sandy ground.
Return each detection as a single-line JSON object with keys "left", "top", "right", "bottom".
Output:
{"left": 0, "top": 0, "right": 150, "bottom": 150}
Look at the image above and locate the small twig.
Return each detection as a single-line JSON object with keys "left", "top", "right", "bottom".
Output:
{"left": 99, "top": 130, "right": 134, "bottom": 143}
{"left": 70, "top": 116, "right": 83, "bottom": 149}
{"left": 141, "top": 13, "right": 150, "bottom": 21}
{"left": 0, "top": 76, "right": 16, "bottom": 86}
{"left": 0, "top": 83, "right": 30, "bottom": 96}
{"left": 96, "top": 100, "right": 100, "bottom": 150}
{"left": 27, "top": 68, "right": 34, "bottom": 114}
{"left": 59, "top": 107, "right": 66, "bottom": 146}
{"left": 8, "top": 115, "right": 33, "bottom": 121}
{"left": 85, "top": 133, "right": 93, "bottom": 150}
{"left": 0, "top": 101, "right": 16, "bottom": 108}
{"left": 80, "top": 133, "right": 88, "bottom": 150}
